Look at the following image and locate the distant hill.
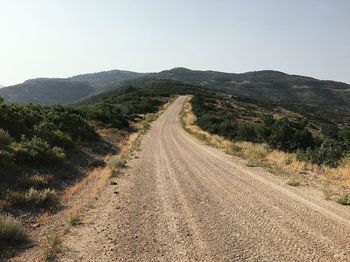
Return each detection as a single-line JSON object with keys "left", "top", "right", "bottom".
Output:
{"left": 0, "top": 78, "right": 96, "bottom": 105}
{"left": 155, "top": 68, "right": 350, "bottom": 125}
{"left": 156, "top": 68, "right": 350, "bottom": 108}
{"left": 0, "top": 70, "right": 148, "bottom": 105}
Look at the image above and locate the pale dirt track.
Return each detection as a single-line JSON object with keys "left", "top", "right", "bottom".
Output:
{"left": 59, "top": 96, "right": 350, "bottom": 261}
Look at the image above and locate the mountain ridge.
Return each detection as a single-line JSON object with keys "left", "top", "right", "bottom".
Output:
{"left": 1, "top": 68, "right": 350, "bottom": 122}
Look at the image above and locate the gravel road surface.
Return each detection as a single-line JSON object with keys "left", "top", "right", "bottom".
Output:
{"left": 59, "top": 96, "right": 350, "bottom": 261}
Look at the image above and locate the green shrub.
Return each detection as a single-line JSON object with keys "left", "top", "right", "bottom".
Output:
{"left": 265, "top": 117, "right": 314, "bottom": 152}
{"left": 337, "top": 194, "right": 350, "bottom": 205}
{"left": 0, "top": 102, "right": 98, "bottom": 156}
{"left": 298, "top": 140, "right": 345, "bottom": 167}
{"left": 34, "top": 122, "right": 73, "bottom": 148}
{"left": 0, "top": 215, "right": 27, "bottom": 243}
{"left": 110, "top": 170, "right": 120, "bottom": 178}
{"left": 339, "top": 127, "right": 350, "bottom": 151}
{"left": 236, "top": 122, "right": 258, "bottom": 142}
{"left": 143, "top": 121, "right": 151, "bottom": 131}
{"left": 0, "top": 103, "right": 29, "bottom": 139}
{"left": 287, "top": 179, "right": 300, "bottom": 187}
{"left": 44, "top": 106, "right": 98, "bottom": 141}
{"left": 256, "top": 115, "right": 274, "bottom": 143}
{"left": 13, "top": 136, "right": 65, "bottom": 165}
{"left": 195, "top": 114, "right": 237, "bottom": 139}
{"left": 108, "top": 157, "right": 126, "bottom": 169}
{"left": 133, "top": 98, "right": 162, "bottom": 114}
{"left": 5, "top": 191, "right": 26, "bottom": 206}
{"left": 0, "top": 147, "right": 15, "bottom": 167}
{"left": 91, "top": 158, "right": 106, "bottom": 168}
{"left": 79, "top": 103, "right": 129, "bottom": 129}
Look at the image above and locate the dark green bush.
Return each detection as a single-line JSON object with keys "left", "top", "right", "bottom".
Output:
{"left": 12, "top": 136, "right": 65, "bottom": 165}
{"left": 34, "top": 122, "right": 73, "bottom": 148}
{"left": 0, "top": 101, "right": 97, "bottom": 146}
{"left": 44, "top": 106, "right": 98, "bottom": 141}
{"left": 0, "top": 101, "right": 99, "bottom": 169}
{"left": 337, "top": 194, "right": 350, "bottom": 205}
{"left": 5, "top": 191, "right": 26, "bottom": 206}
{"left": 133, "top": 98, "right": 162, "bottom": 114}
{"left": 236, "top": 122, "right": 258, "bottom": 142}
{"left": 79, "top": 103, "right": 129, "bottom": 129}
{"left": 0, "top": 146, "right": 15, "bottom": 167}
{"left": 297, "top": 140, "right": 345, "bottom": 167}
{"left": 266, "top": 118, "right": 314, "bottom": 152}
{"left": 338, "top": 127, "right": 350, "bottom": 151}
{"left": 256, "top": 115, "right": 275, "bottom": 143}
{"left": 91, "top": 158, "right": 106, "bottom": 168}
{"left": 195, "top": 114, "right": 237, "bottom": 139}
{"left": 0, "top": 103, "right": 29, "bottom": 139}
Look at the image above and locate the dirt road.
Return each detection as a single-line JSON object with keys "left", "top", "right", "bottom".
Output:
{"left": 59, "top": 96, "right": 350, "bottom": 261}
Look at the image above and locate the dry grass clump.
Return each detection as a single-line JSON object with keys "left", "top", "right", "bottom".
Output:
{"left": 236, "top": 142, "right": 270, "bottom": 160}
{"left": 325, "top": 159, "right": 350, "bottom": 186}
{"left": 5, "top": 188, "right": 58, "bottom": 208}
{"left": 68, "top": 212, "right": 81, "bottom": 227}
{"left": 266, "top": 150, "right": 318, "bottom": 173}
{"left": 322, "top": 185, "right": 334, "bottom": 200}
{"left": 44, "top": 233, "right": 62, "bottom": 261}
{"left": 25, "top": 188, "right": 58, "bottom": 207}
{"left": 0, "top": 215, "right": 27, "bottom": 243}
{"left": 225, "top": 142, "right": 243, "bottom": 157}
{"left": 108, "top": 157, "right": 126, "bottom": 169}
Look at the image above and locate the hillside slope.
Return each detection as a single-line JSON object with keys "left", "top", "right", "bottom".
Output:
{"left": 0, "top": 79, "right": 96, "bottom": 105}
{"left": 0, "top": 70, "right": 148, "bottom": 105}
{"left": 70, "top": 69, "right": 148, "bottom": 91}
{"left": 156, "top": 68, "right": 350, "bottom": 124}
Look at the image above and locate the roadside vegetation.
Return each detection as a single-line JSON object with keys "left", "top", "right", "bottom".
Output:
{"left": 182, "top": 95, "right": 350, "bottom": 203}
{"left": 191, "top": 94, "right": 350, "bottom": 167}
{"left": 0, "top": 214, "right": 27, "bottom": 247}
{"left": 0, "top": 80, "right": 191, "bottom": 258}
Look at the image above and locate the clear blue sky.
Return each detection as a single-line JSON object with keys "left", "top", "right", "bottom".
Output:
{"left": 1, "top": 0, "right": 349, "bottom": 86}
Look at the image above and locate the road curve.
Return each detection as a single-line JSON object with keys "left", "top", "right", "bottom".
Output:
{"left": 60, "top": 96, "right": 350, "bottom": 261}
